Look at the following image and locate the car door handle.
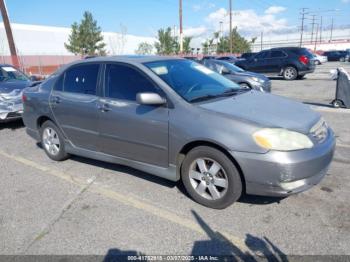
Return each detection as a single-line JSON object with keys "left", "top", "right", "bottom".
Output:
{"left": 98, "top": 103, "right": 110, "bottom": 112}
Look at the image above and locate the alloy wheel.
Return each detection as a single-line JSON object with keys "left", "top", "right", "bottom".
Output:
{"left": 284, "top": 67, "right": 296, "bottom": 80}
{"left": 42, "top": 127, "right": 60, "bottom": 156}
{"left": 189, "top": 158, "right": 228, "bottom": 200}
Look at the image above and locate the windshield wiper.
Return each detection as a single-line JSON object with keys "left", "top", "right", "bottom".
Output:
{"left": 189, "top": 88, "right": 248, "bottom": 103}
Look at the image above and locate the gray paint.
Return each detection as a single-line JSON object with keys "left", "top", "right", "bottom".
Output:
{"left": 22, "top": 56, "right": 335, "bottom": 196}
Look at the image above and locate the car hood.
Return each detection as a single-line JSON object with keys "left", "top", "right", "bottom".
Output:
{"left": 199, "top": 91, "right": 320, "bottom": 134}
{"left": 233, "top": 71, "right": 268, "bottom": 80}
{"left": 0, "top": 80, "right": 30, "bottom": 94}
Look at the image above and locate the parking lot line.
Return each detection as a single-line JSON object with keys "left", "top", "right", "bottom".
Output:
{"left": 0, "top": 149, "right": 250, "bottom": 254}
{"left": 311, "top": 106, "right": 350, "bottom": 114}
{"left": 337, "top": 143, "right": 350, "bottom": 149}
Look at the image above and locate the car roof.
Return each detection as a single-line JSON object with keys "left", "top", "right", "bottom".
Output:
{"left": 54, "top": 55, "right": 183, "bottom": 75}
{"left": 82, "top": 55, "right": 182, "bottom": 64}
{"left": 0, "top": 64, "right": 14, "bottom": 67}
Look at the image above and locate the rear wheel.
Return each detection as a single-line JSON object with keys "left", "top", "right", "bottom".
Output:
{"left": 283, "top": 66, "right": 298, "bottom": 80}
{"left": 181, "top": 146, "right": 242, "bottom": 209}
{"left": 315, "top": 60, "right": 321, "bottom": 65}
{"left": 40, "top": 120, "right": 69, "bottom": 161}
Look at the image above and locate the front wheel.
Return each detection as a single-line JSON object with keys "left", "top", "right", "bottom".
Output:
{"left": 283, "top": 66, "right": 298, "bottom": 80}
{"left": 41, "top": 120, "right": 69, "bottom": 161}
{"left": 332, "top": 99, "right": 344, "bottom": 108}
{"left": 181, "top": 146, "right": 242, "bottom": 209}
{"left": 239, "top": 83, "right": 251, "bottom": 89}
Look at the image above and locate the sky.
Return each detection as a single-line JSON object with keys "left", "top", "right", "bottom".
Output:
{"left": 2, "top": 0, "right": 350, "bottom": 39}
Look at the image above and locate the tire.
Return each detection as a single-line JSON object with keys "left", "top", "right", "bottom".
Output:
{"left": 332, "top": 99, "right": 344, "bottom": 108}
{"left": 239, "top": 83, "right": 251, "bottom": 89}
{"left": 283, "top": 66, "right": 298, "bottom": 80}
{"left": 181, "top": 146, "right": 242, "bottom": 209}
{"left": 40, "top": 120, "right": 69, "bottom": 161}
{"left": 315, "top": 60, "right": 321, "bottom": 65}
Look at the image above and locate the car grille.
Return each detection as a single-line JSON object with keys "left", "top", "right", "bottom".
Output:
{"left": 310, "top": 119, "right": 328, "bottom": 144}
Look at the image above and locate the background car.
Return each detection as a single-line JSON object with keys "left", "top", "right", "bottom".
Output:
{"left": 216, "top": 55, "right": 238, "bottom": 64}
{"left": 323, "top": 51, "right": 347, "bottom": 62}
{"left": 0, "top": 65, "right": 33, "bottom": 122}
{"left": 313, "top": 54, "right": 328, "bottom": 65}
{"left": 236, "top": 47, "right": 316, "bottom": 80}
{"left": 239, "top": 52, "right": 257, "bottom": 60}
{"left": 201, "top": 59, "right": 271, "bottom": 92}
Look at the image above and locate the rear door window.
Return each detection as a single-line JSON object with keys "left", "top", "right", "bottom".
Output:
{"left": 271, "top": 51, "right": 286, "bottom": 58}
{"left": 255, "top": 51, "right": 270, "bottom": 60}
{"left": 63, "top": 64, "right": 100, "bottom": 95}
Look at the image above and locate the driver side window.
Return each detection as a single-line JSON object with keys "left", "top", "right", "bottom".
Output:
{"left": 105, "top": 64, "right": 160, "bottom": 101}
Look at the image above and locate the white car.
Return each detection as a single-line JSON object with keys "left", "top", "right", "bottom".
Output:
{"left": 313, "top": 54, "right": 328, "bottom": 65}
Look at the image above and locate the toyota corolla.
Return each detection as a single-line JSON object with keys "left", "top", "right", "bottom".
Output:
{"left": 22, "top": 56, "right": 335, "bottom": 209}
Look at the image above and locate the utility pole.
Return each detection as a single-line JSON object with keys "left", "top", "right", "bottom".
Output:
{"left": 229, "top": 0, "right": 233, "bottom": 54}
{"left": 299, "top": 8, "right": 308, "bottom": 47}
{"left": 179, "top": 0, "right": 183, "bottom": 54}
{"left": 314, "top": 23, "right": 319, "bottom": 52}
{"left": 219, "top": 21, "right": 223, "bottom": 38}
{"left": 319, "top": 16, "right": 323, "bottom": 44}
{"left": 310, "top": 15, "right": 317, "bottom": 45}
{"left": 260, "top": 31, "right": 263, "bottom": 51}
{"left": 330, "top": 18, "right": 334, "bottom": 42}
{"left": 0, "top": 0, "right": 19, "bottom": 67}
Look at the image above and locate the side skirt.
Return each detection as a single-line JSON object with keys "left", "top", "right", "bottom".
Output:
{"left": 65, "top": 142, "right": 179, "bottom": 182}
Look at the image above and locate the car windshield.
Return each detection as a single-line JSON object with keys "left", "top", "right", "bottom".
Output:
{"left": 144, "top": 60, "right": 242, "bottom": 103}
{"left": 217, "top": 61, "right": 244, "bottom": 72}
{"left": 0, "top": 66, "right": 29, "bottom": 82}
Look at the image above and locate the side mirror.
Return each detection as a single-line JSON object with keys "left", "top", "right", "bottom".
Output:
{"left": 136, "top": 92, "right": 166, "bottom": 106}
{"left": 221, "top": 67, "right": 231, "bottom": 75}
{"left": 29, "top": 75, "right": 40, "bottom": 81}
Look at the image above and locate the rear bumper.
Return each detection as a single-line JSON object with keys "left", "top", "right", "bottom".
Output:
{"left": 231, "top": 130, "right": 336, "bottom": 197}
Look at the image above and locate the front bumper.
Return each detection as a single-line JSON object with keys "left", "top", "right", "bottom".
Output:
{"left": 231, "top": 129, "right": 336, "bottom": 197}
{"left": 250, "top": 80, "right": 271, "bottom": 93}
{"left": 0, "top": 103, "right": 23, "bottom": 123}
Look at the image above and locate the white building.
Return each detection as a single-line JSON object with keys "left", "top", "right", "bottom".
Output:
{"left": 0, "top": 23, "right": 155, "bottom": 56}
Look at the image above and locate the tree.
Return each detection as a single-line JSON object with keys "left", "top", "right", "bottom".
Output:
{"left": 183, "top": 37, "right": 192, "bottom": 54}
{"left": 154, "top": 27, "right": 175, "bottom": 55}
{"left": 135, "top": 42, "right": 154, "bottom": 55}
{"left": 204, "top": 27, "right": 255, "bottom": 54}
{"left": 65, "top": 11, "right": 106, "bottom": 56}
{"left": 154, "top": 27, "right": 192, "bottom": 55}
{"left": 217, "top": 27, "right": 256, "bottom": 53}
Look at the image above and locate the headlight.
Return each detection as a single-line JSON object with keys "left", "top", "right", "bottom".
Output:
{"left": 253, "top": 128, "right": 314, "bottom": 151}
{"left": 252, "top": 77, "right": 264, "bottom": 83}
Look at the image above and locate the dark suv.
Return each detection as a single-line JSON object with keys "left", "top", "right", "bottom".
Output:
{"left": 323, "top": 51, "right": 348, "bottom": 62}
{"left": 236, "top": 47, "right": 315, "bottom": 80}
